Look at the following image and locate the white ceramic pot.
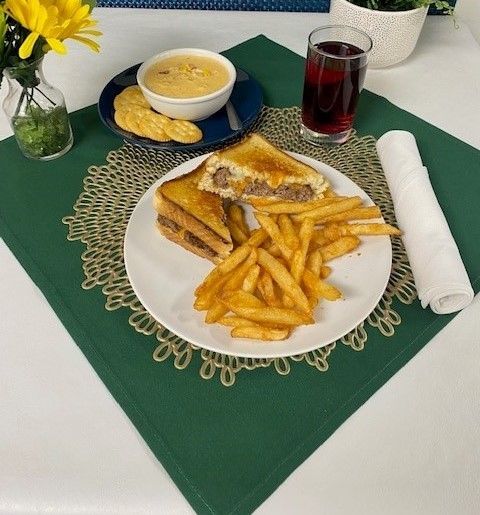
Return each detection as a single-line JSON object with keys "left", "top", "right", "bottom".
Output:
{"left": 329, "top": 0, "right": 428, "bottom": 68}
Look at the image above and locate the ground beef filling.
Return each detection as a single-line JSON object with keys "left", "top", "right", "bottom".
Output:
{"left": 184, "top": 231, "right": 216, "bottom": 257}
{"left": 244, "top": 180, "right": 314, "bottom": 201}
{"left": 212, "top": 168, "right": 314, "bottom": 201}
{"left": 212, "top": 167, "right": 230, "bottom": 188}
{"left": 157, "top": 214, "right": 181, "bottom": 232}
{"left": 158, "top": 215, "right": 217, "bottom": 257}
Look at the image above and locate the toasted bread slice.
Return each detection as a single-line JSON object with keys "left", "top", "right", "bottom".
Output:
{"left": 154, "top": 161, "right": 232, "bottom": 262}
{"left": 159, "top": 162, "right": 231, "bottom": 243}
{"left": 198, "top": 133, "right": 329, "bottom": 202}
{"left": 154, "top": 194, "right": 231, "bottom": 261}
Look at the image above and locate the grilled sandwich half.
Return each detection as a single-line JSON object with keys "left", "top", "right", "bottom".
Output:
{"left": 154, "top": 161, "right": 232, "bottom": 263}
{"left": 199, "top": 133, "right": 329, "bottom": 202}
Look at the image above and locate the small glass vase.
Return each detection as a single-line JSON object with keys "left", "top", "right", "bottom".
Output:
{"left": 2, "top": 58, "right": 73, "bottom": 161}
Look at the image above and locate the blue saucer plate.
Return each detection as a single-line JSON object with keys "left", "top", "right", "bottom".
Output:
{"left": 98, "top": 64, "right": 263, "bottom": 151}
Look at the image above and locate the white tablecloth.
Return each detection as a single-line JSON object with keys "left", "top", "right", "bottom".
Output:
{"left": 1, "top": 8, "right": 479, "bottom": 515}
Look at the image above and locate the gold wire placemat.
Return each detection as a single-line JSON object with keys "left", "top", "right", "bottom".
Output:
{"left": 62, "top": 106, "right": 416, "bottom": 386}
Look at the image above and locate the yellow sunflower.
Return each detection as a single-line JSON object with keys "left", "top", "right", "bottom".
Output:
{"left": 3, "top": 0, "right": 102, "bottom": 59}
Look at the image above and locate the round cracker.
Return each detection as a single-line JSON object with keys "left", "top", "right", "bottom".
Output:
{"left": 122, "top": 105, "right": 152, "bottom": 119}
{"left": 139, "top": 118, "right": 171, "bottom": 142}
{"left": 121, "top": 85, "right": 142, "bottom": 95}
{"left": 164, "top": 119, "right": 203, "bottom": 144}
{"left": 120, "top": 90, "right": 149, "bottom": 104}
{"left": 124, "top": 110, "right": 149, "bottom": 137}
{"left": 139, "top": 111, "right": 172, "bottom": 142}
{"left": 114, "top": 110, "right": 130, "bottom": 132}
{"left": 143, "top": 110, "right": 171, "bottom": 128}
{"left": 115, "top": 87, "right": 150, "bottom": 109}
{"left": 119, "top": 89, "right": 147, "bottom": 101}
{"left": 116, "top": 86, "right": 142, "bottom": 98}
{"left": 113, "top": 95, "right": 137, "bottom": 112}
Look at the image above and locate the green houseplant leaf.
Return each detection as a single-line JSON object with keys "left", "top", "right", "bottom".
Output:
{"left": 348, "top": 0, "right": 454, "bottom": 13}
{"left": 0, "top": 11, "right": 6, "bottom": 59}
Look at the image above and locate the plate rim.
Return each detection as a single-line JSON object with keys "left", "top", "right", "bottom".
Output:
{"left": 97, "top": 63, "right": 263, "bottom": 152}
{"left": 124, "top": 152, "right": 392, "bottom": 359}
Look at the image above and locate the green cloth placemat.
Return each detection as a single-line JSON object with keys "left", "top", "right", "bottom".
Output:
{"left": 1, "top": 36, "right": 479, "bottom": 514}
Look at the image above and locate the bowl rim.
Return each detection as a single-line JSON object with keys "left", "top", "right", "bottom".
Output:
{"left": 137, "top": 48, "right": 237, "bottom": 104}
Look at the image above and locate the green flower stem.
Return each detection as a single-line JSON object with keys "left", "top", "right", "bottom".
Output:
{"left": 13, "top": 87, "right": 26, "bottom": 118}
{"left": 34, "top": 86, "right": 56, "bottom": 105}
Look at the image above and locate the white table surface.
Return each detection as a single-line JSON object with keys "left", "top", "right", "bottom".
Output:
{"left": 1, "top": 8, "right": 480, "bottom": 515}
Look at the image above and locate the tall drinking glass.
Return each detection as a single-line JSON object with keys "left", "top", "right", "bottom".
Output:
{"left": 300, "top": 26, "right": 373, "bottom": 145}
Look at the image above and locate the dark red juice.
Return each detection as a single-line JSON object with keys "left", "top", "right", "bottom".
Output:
{"left": 301, "top": 41, "right": 367, "bottom": 135}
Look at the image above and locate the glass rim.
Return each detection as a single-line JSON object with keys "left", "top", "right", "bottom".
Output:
{"left": 308, "top": 25, "right": 373, "bottom": 60}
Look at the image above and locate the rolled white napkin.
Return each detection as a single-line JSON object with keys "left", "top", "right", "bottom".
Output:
{"left": 376, "top": 130, "right": 474, "bottom": 315}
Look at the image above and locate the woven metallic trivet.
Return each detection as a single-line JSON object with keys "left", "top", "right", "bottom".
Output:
{"left": 62, "top": 106, "right": 417, "bottom": 386}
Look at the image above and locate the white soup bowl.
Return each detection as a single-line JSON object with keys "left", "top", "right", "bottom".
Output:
{"left": 137, "top": 48, "right": 236, "bottom": 121}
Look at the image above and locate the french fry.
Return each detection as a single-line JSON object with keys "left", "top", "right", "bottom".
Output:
{"left": 289, "top": 249, "right": 304, "bottom": 284}
{"left": 252, "top": 196, "right": 346, "bottom": 214}
{"left": 193, "top": 272, "right": 231, "bottom": 311}
{"left": 195, "top": 244, "right": 251, "bottom": 297}
{"left": 321, "top": 223, "right": 342, "bottom": 241}
{"left": 278, "top": 214, "right": 300, "bottom": 250}
{"left": 222, "top": 289, "right": 266, "bottom": 308}
{"left": 292, "top": 196, "right": 363, "bottom": 222}
{"left": 320, "top": 206, "right": 381, "bottom": 224}
{"left": 257, "top": 271, "right": 280, "bottom": 308}
{"left": 283, "top": 248, "right": 304, "bottom": 308}
{"left": 246, "top": 197, "right": 278, "bottom": 207}
{"left": 305, "top": 250, "right": 323, "bottom": 308}
{"left": 257, "top": 248, "right": 311, "bottom": 314}
{"left": 247, "top": 228, "right": 269, "bottom": 247}
{"left": 242, "top": 264, "right": 260, "bottom": 293}
{"left": 215, "top": 243, "right": 254, "bottom": 275}
{"left": 325, "top": 223, "right": 402, "bottom": 238}
{"left": 204, "top": 251, "right": 257, "bottom": 323}
{"left": 282, "top": 294, "right": 295, "bottom": 308}
{"left": 311, "top": 230, "right": 331, "bottom": 247}
{"left": 225, "top": 250, "right": 257, "bottom": 290}
{"left": 290, "top": 218, "right": 315, "bottom": 284}
{"left": 228, "top": 204, "right": 250, "bottom": 236}
{"left": 320, "top": 236, "right": 360, "bottom": 262}
{"left": 303, "top": 269, "right": 342, "bottom": 301}
{"left": 299, "top": 218, "right": 315, "bottom": 255}
{"left": 322, "top": 188, "right": 337, "bottom": 198}
{"left": 255, "top": 212, "right": 293, "bottom": 261}
{"left": 266, "top": 242, "right": 282, "bottom": 258}
{"left": 320, "top": 265, "right": 332, "bottom": 279}
{"left": 284, "top": 213, "right": 313, "bottom": 306}
{"left": 231, "top": 326, "right": 290, "bottom": 341}
{"left": 217, "top": 316, "right": 262, "bottom": 328}
{"left": 219, "top": 293, "right": 313, "bottom": 325}
{"left": 205, "top": 302, "right": 230, "bottom": 323}
{"left": 227, "top": 218, "right": 249, "bottom": 245}
{"left": 306, "top": 249, "right": 322, "bottom": 276}
{"left": 276, "top": 257, "right": 290, "bottom": 269}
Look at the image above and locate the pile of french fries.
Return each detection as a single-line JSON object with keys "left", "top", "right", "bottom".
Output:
{"left": 194, "top": 189, "right": 401, "bottom": 341}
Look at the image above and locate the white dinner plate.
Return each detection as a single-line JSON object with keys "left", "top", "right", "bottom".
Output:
{"left": 124, "top": 152, "right": 392, "bottom": 359}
